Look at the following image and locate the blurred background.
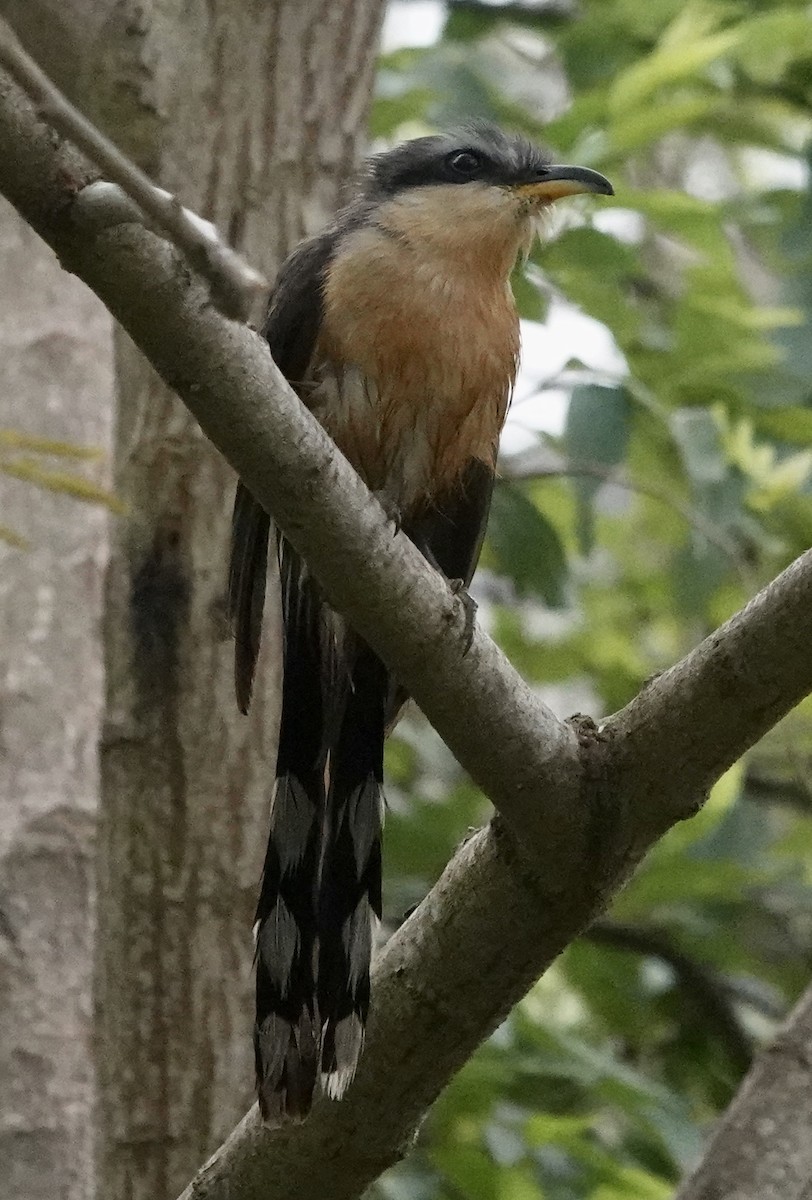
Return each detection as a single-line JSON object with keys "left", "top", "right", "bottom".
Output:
{"left": 2, "top": 1, "right": 812, "bottom": 1198}
{"left": 371, "top": 2, "right": 812, "bottom": 1198}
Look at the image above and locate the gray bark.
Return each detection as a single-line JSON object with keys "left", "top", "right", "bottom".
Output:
{"left": 675, "top": 983, "right": 812, "bottom": 1200}
{"left": 91, "top": 3, "right": 385, "bottom": 1199}
{"left": 0, "top": 2, "right": 385, "bottom": 1198}
{"left": 0, "top": 10, "right": 119, "bottom": 1193}
{"left": 2, "top": 70, "right": 812, "bottom": 1196}
{"left": 0, "top": 201, "right": 113, "bottom": 1200}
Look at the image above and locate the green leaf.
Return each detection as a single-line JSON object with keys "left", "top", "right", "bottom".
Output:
{"left": 488, "top": 482, "right": 569, "bottom": 607}
{"left": 609, "top": 97, "right": 716, "bottom": 155}
{"left": 540, "top": 226, "right": 637, "bottom": 278}
{"left": 609, "top": 26, "right": 742, "bottom": 115}
{"left": 593, "top": 1167, "right": 671, "bottom": 1200}
{"left": 370, "top": 89, "right": 436, "bottom": 139}
{"left": 567, "top": 385, "right": 632, "bottom": 466}
{"left": 733, "top": 11, "right": 812, "bottom": 85}
{"left": 443, "top": 8, "right": 494, "bottom": 43}
{"left": 510, "top": 263, "right": 548, "bottom": 323}
{"left": 565, "top": 385, "right": 631, "bottom": 550}
{"left": 539, "top": 229, "right": 641, "bottom": 346}
{"left": 752, "top": 407, "right": 812, "bottom": 446}
{"left": 430, "top": 1144, "right": 499, "bottom": 1200}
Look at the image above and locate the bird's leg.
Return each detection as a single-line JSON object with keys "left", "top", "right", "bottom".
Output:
{"left": 409, "top": 535, "right": 478, "bottom": 653}
{"left": 447, "top": 577, "right": 478, "bottom": 653}
{"left": 372, "top": 490, "right": 402, "bottom": 535}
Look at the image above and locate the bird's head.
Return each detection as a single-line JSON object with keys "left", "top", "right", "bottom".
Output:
{"left": 359, "top": 123, "right": 613, "bottom": 274}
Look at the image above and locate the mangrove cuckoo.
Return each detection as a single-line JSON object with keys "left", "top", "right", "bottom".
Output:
{"left": 228, "top": 123, "right": 612, "bottom": 1122}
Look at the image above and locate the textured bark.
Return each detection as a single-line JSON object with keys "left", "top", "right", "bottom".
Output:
{"left": 3, "top": 65, "right": 812, "bottom": 1200}
{"left": 0, "top": 10, "right": 119, "bottom": 1194}
{"left": 0, "top": 2, "right": 384, "bottom": 1198}
{"left": 675, "top": 983, "right": 812, "bottom": 1200}
{"left": 89, "top": 4, "right": 385, "bottom": 1200}
{"left": 0, "top": 199, "right": 112, "bottom": 1200}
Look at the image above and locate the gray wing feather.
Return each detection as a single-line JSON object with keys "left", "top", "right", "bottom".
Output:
{"left": 228, "top": 232, "right": 337, "bottom": 712}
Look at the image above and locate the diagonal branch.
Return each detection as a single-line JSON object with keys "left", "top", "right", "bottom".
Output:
{"left": 2, "top": 62, "right": 812, "bottom": 1200}
{"left": 674, "top": 981, "right": 812, "bottom": 1200}
{"left": 607, "top": 548, "right": 812, "bottom": 854}
{"left": 0, "top": 16, "right": 266, "bottom": 319}
{"left": 184, "top": 822, "right": 614, "bottom": 1200}
{"left": 0, "top": 62, "right": 583, "bottom": 857}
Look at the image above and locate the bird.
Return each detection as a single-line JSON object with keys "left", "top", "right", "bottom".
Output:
{"left": 228, "top": 122, "right": 613, "bottom": 1123}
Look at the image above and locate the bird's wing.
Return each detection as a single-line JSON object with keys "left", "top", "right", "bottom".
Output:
{"left": 383, "top": 456, "right": 495, "bottom": 728}
{"left": 228, "top": 232, "right": 336, "bottom": 713}
{"left": 408, "top": 456, "right": 496, "bottom": 587}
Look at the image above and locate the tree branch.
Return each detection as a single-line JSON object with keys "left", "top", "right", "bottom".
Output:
{"left": 0, "top": 61, "right": 583, "bottom": 858}
{"left": 185, "top": 822, "right": 618, "bottom": 1200}
{"left": 674, "top": 982, "right": 812, "bottom": 1200}
{"left": 606, "top": 549, "right": 812, "bottom": 858}
{"left": 0, "top": 16, "right": 266, "bottom": 319}
{"left": 2, "top": 60, "right": 812, "bottom": 1200}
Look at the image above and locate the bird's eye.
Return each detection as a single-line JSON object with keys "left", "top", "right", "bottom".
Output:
{"left": 446, "top": 150, "right": 483, "bottom": 179}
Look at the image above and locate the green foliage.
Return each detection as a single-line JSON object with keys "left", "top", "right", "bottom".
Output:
{"left": 373, "top": 0, "right": 812, "bottom": 1195}
{"left": 564, "top": 385, "right": 631, "bottom": 550}
{"left": 488, "top": 482, "right": 569, "bottom": 605}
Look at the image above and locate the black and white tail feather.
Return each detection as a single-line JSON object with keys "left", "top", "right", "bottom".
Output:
{"left": 230, "top": 489, "right": 386, "bottom": 1121}
{"left": 230, "top": 461, "right": 495, "bottom": 1119}
{"left": 227, "top": 215, "right": 497, "bottom": 1120}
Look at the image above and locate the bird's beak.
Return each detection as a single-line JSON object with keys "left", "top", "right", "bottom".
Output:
{"left": 514, "top": 165, "right": 614, "bottom": 202}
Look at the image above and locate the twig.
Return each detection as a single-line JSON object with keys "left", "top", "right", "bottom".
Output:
{"left": 3, "top": 63, "right": 812, "bottom": 1200}
{"left": 504, "top": 453, "right": 758, "bottom": 588}
{"left": 0, "top": 16, "right": 266, "bottom": 320}
{"left": 745, "top": 770, "right": 812, "bottom": 814}
{"left": 585, "top": 919, "right": 753, "bottom": 1075}
{"left": 442, "top": 0, "right": 577, "bottom": 21}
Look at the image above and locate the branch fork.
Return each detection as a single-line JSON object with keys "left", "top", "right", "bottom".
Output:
{"left": 1, "top": 41, "right": 811, "bottom": 1200}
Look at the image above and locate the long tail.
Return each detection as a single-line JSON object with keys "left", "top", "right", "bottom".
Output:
{"left": 248, "top": 536, "right": 387, "bottom": 1120}
{"left": 317, "top": 643, "right": 387, "bottom": 1099}
{"left": 230, "top": 490, "right": 387, "bottom": 1119}
{"left": 251, "top": 538, "right": 326, "bottom": 1122}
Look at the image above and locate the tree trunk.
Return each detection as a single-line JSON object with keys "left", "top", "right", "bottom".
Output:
{"left": 0, "top": 200, "right": 113, "bottom": 1200}
{"left": 0, "top": 1, "right": 383, "bottom": 1198}
{"left": 92, "top": 3, "right": 385, "bottom": 1199}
